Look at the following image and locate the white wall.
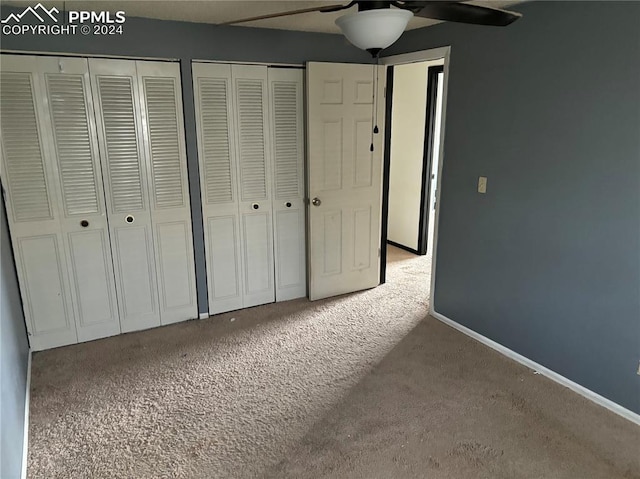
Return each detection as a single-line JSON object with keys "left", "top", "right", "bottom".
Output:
{"left": 387, "top": 59, "right": 443, "bottom": 250}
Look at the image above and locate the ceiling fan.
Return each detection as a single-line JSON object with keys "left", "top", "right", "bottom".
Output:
{"left": 224, "top": 1, "right": 523, "bottom": 56}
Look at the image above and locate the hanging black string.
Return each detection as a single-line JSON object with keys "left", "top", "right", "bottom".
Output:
{"left": 369, "top": 51, "right": 381, "bottom": 152}
{"left": 373, "top": 55, "right": 380, "bottom": 135}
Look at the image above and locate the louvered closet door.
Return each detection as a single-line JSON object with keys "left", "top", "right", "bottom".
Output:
{"left": 0, "top": 55, "right": 77, "bottom": 350}
{"left": 37, "top": 56, "right": 121, "bottom": 343}
{"left": 193, "top": 63, "right": 244, "bottom": 315}
{"left": 136, "top": 61, "right": 197, "bottom": 325}
{"left": 231, "top": 65, "right": 275, "bottom": 309}
{"left": 268, "top": 68, "right": 306, "bottom": 302}
{"left": 89, "top": 58, "right": 161, "bottom": 333}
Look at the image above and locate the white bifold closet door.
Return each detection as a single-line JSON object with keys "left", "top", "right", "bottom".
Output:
{"left": 193, "top": 63, "right": 244, "bottom": 315}
{"left": 268, "top": 68, "right": 306, "bottom": 302}
{"left": 89, "top": 59, "right": 160, "bottom": 332}
{"left": 0, "top": 55, "right": 120, "bottom": 350}
{"left": 193, "top": 63, "right": 275, "bottom": 313}
{"left": 232, "top": 64, "right": 275, "bottom": 309}
{"left": 136, "top": 61, "right": 198, "bottom": 325}
{"left": 193, "top": 63, "right": 305, "bottom": 316}
{"left": 89, "top": 59, "right": 197, "bottom": 332}
{"left": 1, "top": 55, "right": 196, "bottom": 350}
{"left": 39, "top": 57, "right": 121, "bottom": 343}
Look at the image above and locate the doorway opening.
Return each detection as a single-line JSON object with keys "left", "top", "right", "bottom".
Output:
{"left": 380, "top": 56, "right": 446, "bottom": 291}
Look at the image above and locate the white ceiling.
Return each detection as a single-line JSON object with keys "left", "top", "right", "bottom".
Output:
{"left": 1, "top": 1, "right": 522, "bottom": 34}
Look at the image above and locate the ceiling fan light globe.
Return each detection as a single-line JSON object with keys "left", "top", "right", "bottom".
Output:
{"left": 335, "top": 9, "right": 413, "bottom": 51}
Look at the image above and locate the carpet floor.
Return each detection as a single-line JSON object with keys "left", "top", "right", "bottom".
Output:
{"left": 28, "top": 246, "right": 639, "bottom": 478}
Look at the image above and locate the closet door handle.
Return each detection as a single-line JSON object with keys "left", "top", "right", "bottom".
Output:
{"left": 80, "top": 220, "right": 89, "bottom": 228}
{"left": 252, "top": 203, "right": 259, "bottom": 210}
{"left": 125, "top": 215, "right": 135, "bottom": 224}
{"left": 285, "top": 202, "right": 292, "bottom": 208}
{"left": 312, "top": 197, "right": 321, "bottom": 207}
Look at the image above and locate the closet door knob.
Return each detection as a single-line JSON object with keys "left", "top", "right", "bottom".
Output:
{"left": 252, "top": 203, "right": 259, "bottom": 210}
{"left": 125, "top": 215, "right": 135, "bottom": 223}
{"left": 80, "top": 220, "right": 89, "bottom": 227}
{"left": 285, "top": 202, "right": 292, "bottom": 208}
{"left": 312, "top": 197, "right": 321, "bottom": 207}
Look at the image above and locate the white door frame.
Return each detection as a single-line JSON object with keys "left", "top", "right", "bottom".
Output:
{"left": 380, "top": 46, "right": 451, "bottom": 316}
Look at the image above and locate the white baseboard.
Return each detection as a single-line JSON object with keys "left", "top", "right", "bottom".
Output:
{"left": 430, "top": 311, "right": 640, "bottom": 426}
{"left": 21, "top": 349, "right": 32, "bottom": 479}
{"left": 199, "top": 312, "right": 209, "bottom": 320}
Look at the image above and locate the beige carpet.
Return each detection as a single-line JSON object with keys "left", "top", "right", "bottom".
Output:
{"left": 28, "top": 246, "right": 639, "bottom": 478}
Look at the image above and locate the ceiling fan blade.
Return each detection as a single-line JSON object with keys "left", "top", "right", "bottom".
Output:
{"left": 408, "top": 1, "right": 522, "bottom": 26}
{"left": 221, "top": 3, "right": 350, "bottom": 25}
{"left": 320, "top": 1, "right": 358, "bottom": 13}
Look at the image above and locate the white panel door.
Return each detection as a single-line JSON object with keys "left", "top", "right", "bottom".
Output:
{"left": 37, "top": 56, "right": 121, "bottom": 343}
{"left": 268, "top": 68, "right": 306, "bottom": 302}
{"left": 89, "top": 58, "right": 161, "bottom": 333}
{"left": 136, "top": 61, "right": 198, "bottom": 325}
{"left": 231, "top": 65, "right": 275, "bottom": 309}
{"left": 307, "top": 62, "right": 384, "bottom": 300}
{"left": 0, "top": 55, "right": 77, "bottom": 350}
{"left": 193, "top": 63, "right": 245, "bottom": 315}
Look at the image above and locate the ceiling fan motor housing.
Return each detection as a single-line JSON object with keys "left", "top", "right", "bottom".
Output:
{"left": 335, "top": 8, "right": 413, "bottom": 51}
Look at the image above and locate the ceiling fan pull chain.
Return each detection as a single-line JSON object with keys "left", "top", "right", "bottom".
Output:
{"left": 370, "top": 60, "right": 375, "bottom": 152}
{"left": 370, "top": 53, "right": 380, "bottom": 152}
{"left": 373, "top": 55, "right": 380, "bottom": 135}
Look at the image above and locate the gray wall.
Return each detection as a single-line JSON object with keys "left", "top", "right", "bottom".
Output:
{"left": 1, "top": 8, "right": 371, "bottom": 313}
{"left": 385, "top": 1, "right": 640, "bottom": 413}
{"left": 1, "top": 197, "right": 30, "bottom": 479}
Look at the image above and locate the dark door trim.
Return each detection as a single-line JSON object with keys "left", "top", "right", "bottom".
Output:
{"left": 387, "top": 239, "right": 420, "bottom": 255}
{"left": 379, "top": 66, "right": 394, "bottom": 285}
{"left": 416, "top": 65, "right": 444, "bottom": 255}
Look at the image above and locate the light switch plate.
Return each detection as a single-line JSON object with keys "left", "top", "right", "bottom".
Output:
{"left": 478, "top": 176, "right": 487, "bottom": 194}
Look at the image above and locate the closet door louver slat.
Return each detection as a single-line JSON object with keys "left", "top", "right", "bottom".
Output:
{"left": 199, "top": 78, "right": 234, "bottom": 205}
{"left": 143, "top": 77, "right": 184, "bottom": 209}
{"left": 236, "top": 79, "right": 268, "bottom": 201}
{"left": 96, "top": 76, "right": 145, "bottom": 213}
{"left": 272, "top": 82, "right": 301, "bottom": 199}
{"left": 1, "top": 73, "right": 52, "bottom": 222}
{"left": 45, "top": 74, "right": 100, "bottom": 216}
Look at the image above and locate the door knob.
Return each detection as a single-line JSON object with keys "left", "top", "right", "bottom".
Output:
{"left": 80, "top": 220, "right": 89, "bottom": 227}
{"left": 312, "top": 197, "right": 321, "bottom": 207}
{"left": 125, "top": 215, "right": 134, "bottom": 223}
{"left": 252, "top": 203, "right": 259, "bottom": 210}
